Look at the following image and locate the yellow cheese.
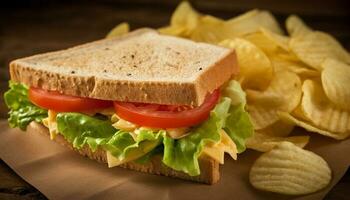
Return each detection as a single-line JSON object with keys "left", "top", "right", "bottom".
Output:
{"left": 201, "top": 129, "right": 237, "bottom": 164}
{"left": 42, "top": 110, "right": 58, "bottom": 140}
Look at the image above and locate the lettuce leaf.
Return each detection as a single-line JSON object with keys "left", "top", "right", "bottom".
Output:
{"left": 161, "top": 80, "right": 254, "bottom": 176}
{"left": 223, "top": 80, "right": 254, "bottom": 153}
{"left": 162, "top": 97, "right": 231, "bottom": 176}
{"left": 4, "top": 81, "right": 47, "bottom": 130}
{"left": 56, "top": 113, "right": 164, "bottom": 161}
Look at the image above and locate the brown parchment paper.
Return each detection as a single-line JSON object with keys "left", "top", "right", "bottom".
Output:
{"left": 0, "top": 120, "right": 349, "bottom": 200}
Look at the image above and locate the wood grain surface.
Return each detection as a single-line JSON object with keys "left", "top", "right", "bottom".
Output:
{"left": 0, "top": 0, "right": 349, "bottom": 199}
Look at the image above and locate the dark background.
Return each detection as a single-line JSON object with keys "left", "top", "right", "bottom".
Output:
{"left": 0, "top": 0, "right": 349, "bottom": 199}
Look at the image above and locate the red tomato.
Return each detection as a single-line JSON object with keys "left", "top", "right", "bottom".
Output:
{"left": 113, "top": 90, "right": 220, "bottom": 128}
{"left": 29, "top": 87, "right": 113, "bottom": 112}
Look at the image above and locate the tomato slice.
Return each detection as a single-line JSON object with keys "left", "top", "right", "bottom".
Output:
{"left": 113, "top": 90, "right": 220, "bottom": 128}
{"left": 29, "top": 87, "right": 113, "bottom": 112}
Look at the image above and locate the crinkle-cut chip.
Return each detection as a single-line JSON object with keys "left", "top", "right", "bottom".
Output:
{"left": 158, "top": 26, "right": 186, "bottom": 37}
{"left": 272, "top": 58, "right": 319, "bottom": 78}
{"left": 106, "top": 22, "right": 129, "bottom": 38}
{"left": 271, "top": 50, "right": 300, "bottom": 62}
{"left": 279, "top": 112, "right": 349, "bottom": 140}
{"left": 243, "top": 32, "right": 278, "bottom": 54}
{"left": 289, "top": 31, "right": 350, "bottom": 70}
{"left": 219, "top": 38, "right": 273, "bottom": 90}
{"left": 246, "top": 70, "right": 302, "bottom": 130}
{"left": 249, "top": 141, "right": 332, "bottom": 195}
{"left": 246, "top": 132, "right": 309, "bottom": 152}
{"left": 286, "top": 15, "right": 312, "bottom": 38}
{"left": 301, "top": 80, "right": 350, "bottom": 134}
{"left": 259, "top": 27, "right": 289, "bottom": 51}
{"left": 190, "top": 15, "right": 235, "bottom": 44}
{"left": 170, "top": 1, "right": 200, "bottom": 37}
{"left": 291, "top": 105, "right": 311, "bottom": 122}
{"left": 226, "top": 10, "right": 283, "bottom": 36}
{"left": 258, "top": 120, "right": 295, "bottom": 137}
{"left": 321, "top": 59, "right": 350, "bottom": 110}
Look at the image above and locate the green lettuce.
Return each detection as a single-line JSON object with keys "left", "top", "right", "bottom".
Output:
{"left": 4, "top": 81, "right": 47, "bottom": 130}
{"left": 56, "top": 113, "right": 164, "bottom": 161}
{"left": 162, "top": 97, "right": 231, "bottom": 176}
{"left": 162, "top": 80, "right": 254, "bottom": 175}
{"left": 223, "top": 80, "right": 254, "bottom": 153}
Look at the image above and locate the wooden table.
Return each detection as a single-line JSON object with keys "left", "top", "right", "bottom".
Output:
{"left": 0, "top": 1, "right": 349, "bottom": 199}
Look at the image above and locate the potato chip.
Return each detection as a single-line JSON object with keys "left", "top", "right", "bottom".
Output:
{"left": 170, "top": 1, "right": 200, "bottom": 37}
{"left": 243, "top": 32, "right": 278, "bottom": 54}
{"left": 289, "top": 31, "right": 350, "bottom": 70}
{"left": 301, "top": 80, "right": 350, "bottom": 135}
{"left": 226, "top": 10, "right": 283, "bottom": 36}
{"left": 259, "top": 27, "right": 289, "bottom": 51}
{"left": 219, "top": 38, "right": 273, "bottom": 90}
{"left": 158, "top": 26, "right": 186, "bottom": 37}
{"left": 246, "top": 132, "right": 309, "bottom": 152}
{"left": 106, "top": 22, "right": 129, "bottom": 38}
{"left": 321, "top": 59, "right": 350, "bottom": 110}
{"left": 279, "top": 112, "right": 348, "bottom": 140}
{"left": 250, "top": 142, "right": 331, "bottom": 195}
{"left": 285, "top": 15, "right": 312, "bottom": 37}
{"left": 246, "top": 70, "right": 302, "bottom": 129}
{"left": 258, "top": 120, "right": 295, "bottom": 137}
{"left": 190, "top": 15, "right": 234, "bottom": 44}
{"left": 271, "top": 58, "right": 319, "bottom": 78}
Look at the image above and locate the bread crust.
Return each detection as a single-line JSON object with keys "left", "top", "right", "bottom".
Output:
{"left": 10, "top": 29, "right": 237, "bottom": 106}
{"left": 30, "top": 122, "right": 220, "bottom": 184}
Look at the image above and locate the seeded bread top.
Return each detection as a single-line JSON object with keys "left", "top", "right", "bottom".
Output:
{"left": 10, "top": 29, "right": 237, "bottom": 106}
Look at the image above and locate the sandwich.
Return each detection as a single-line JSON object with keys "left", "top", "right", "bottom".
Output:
{"left": 4, "top": 28, "right": 254, "bottom": 184}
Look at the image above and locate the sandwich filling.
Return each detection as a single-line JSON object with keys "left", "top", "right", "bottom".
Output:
{"left": 4, "top": 80, "right": 254, "bottom": 176}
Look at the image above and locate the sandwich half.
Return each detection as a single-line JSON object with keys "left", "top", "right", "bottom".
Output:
{"left": 4, "top": 29, "right": 254, "bottom": 184}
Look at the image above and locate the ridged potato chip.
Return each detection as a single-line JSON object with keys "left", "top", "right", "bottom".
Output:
{"left": 272, "top": 58, "right": 319, "bottom": 78}
{"left": 246, "top": 70, "right": 302, "bottom": 129}
{"left": 279, "top": 112, "right": 348, "bottom": 140}
{"left": 250, "top": 142, "right": 331, "bottom": 195}
{"left": 219, "top": 38, "right": 273, "bottom": 90}
{"left": 244, "top": 32, "right": 277, "bottom": 54}
{"left": 169, "top": 1, "right": 200, "bottom": 37}
{"left": 246, "top": 132, "right": 309, "bottom": 152}
{"left": 158, "top": 26, "right": 185, "bottom": 37}
{"left": 106, "top": 22, "right": 129, "bottom": 38}
{"left": 286, "top": 15, "right": 312, "bottom": 38}
{"left": 258, "top": 120, "right": 294, "bottom": 137}
{"left": 290, "top": 31, "right": 350, "bottom": 70}
{"left": 301, "top": 80, "right": 350, "bottom": 135}
{"left": 243, "top": 28, "right": 289, "bottom": 55}
{"left": 259, "top": 27, "right": 289, "bottom": 51}
{"left": 226, "top": 10, "right": 283, "bottom": 36}
{"left": 321, "top": 59, "right": 350, "bottom": 110}
{"left": 190, "top": 15, "right": 234, "bottom": 44}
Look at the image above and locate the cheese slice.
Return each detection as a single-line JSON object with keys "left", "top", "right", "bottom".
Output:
{"left": 202, "top": 129, "right": 238, "bottom": 164}
{"left": 42, "top": 110, "right": 58, "bottom": 140}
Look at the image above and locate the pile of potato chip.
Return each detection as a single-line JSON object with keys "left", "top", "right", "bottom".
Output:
{"left": 107, "top": 1, "right": 350, "bottom": 195}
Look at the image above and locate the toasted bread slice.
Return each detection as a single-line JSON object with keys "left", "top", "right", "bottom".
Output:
{"left": 30, "top": 122, "right": 220, "bottom": 184}
{"left": 10, "top": 28, "right": 237, "bottom": 106}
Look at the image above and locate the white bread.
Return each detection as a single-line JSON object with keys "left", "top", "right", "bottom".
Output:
{"left": 10, "top": 28, "right": 237, "bottom": 106}
{"left": 30, "top": 122, "right": 220, "bottom": 184}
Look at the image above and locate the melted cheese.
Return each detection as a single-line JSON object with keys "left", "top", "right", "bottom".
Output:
{"left": 42, "top": 110, "right": 58, "bottom": 140}
{"left": 202, "top": 129, "right": 238, "bottom": 164}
